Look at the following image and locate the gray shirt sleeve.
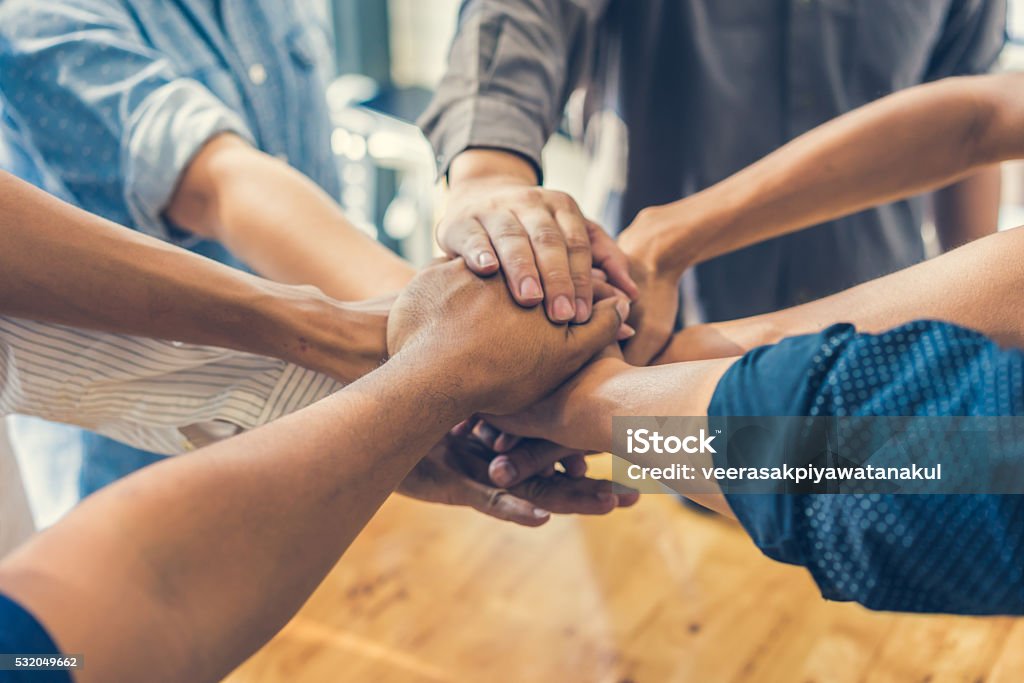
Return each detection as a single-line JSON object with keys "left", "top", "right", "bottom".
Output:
{"left": 924, "top": 0, "right": 1007, "bottom": 80}
{"left": 418, "top": 0, "right": 610, "bottom": 177}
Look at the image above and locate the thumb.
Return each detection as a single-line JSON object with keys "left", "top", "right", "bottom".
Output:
{"left": 568, "top": 296, "right": 629, "bottom": 361}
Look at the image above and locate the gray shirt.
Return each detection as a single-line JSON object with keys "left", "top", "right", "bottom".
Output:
{"left": 420, "top": 0, "right": 1007, "bottom": 321}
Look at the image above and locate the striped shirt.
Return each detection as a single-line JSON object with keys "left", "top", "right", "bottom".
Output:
{"left": 0, "top": 317, "right": 344, "bottom": 456}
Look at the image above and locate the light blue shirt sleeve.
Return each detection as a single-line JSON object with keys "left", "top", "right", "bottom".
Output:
{"left": 0, "top": 0, "right": 256, "bottom": 240}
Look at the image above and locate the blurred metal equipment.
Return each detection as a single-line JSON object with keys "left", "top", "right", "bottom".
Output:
{"left": 327, "top": 0, "right": 439, "bottom": 266}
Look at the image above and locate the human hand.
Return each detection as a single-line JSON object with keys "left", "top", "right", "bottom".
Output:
{"left": 270, "top": 285, "right": 392, "bottom": 384}
{"left": 617, "top": 207, "right": 686, "bottom": 366}
{"left": 441, "top": 149, "right": 639, "bottom": 324}
{"left": 387, "top": 259, "right": 629, "bottom": 416}
{"left": 620, "top": 257, "right": 680, "bottom": 366}
{"left": 484, "top": 344, "right": 630, "bottom": 455}
{"left": 398, "top": 434, "right": 640, "bottom": 527}
{"left": 334, "top": 293, "right": 393, "bottom": 378}
{"left": 457, "top": 417, "right": 590, "bottom": 484}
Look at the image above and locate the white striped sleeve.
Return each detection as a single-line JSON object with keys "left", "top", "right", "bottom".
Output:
{"left": 0, "top": 317, "right": 345, "bottom": 456}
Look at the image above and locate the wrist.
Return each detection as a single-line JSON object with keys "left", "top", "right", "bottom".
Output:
{"left": 563, "top": 357, "right": 634, "bottom": 452}
{"left": 448, "top": 148, "right": 540, "bottom": 189}
{"left": 622, "top": 194, "right": 734, "bottom": 280}
{"left": 386, "top": 345, "right": 479, "bottom": 421}
{"left": 254, "top": 285, "right": 388, "bottom": 383}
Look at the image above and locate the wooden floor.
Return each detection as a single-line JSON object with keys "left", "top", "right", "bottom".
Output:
{"left": 225, "top": 456, "right": 1024, "bottom": 683}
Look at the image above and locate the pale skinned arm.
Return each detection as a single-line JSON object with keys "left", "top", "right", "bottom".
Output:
{"left": 657, "top": 226, "right": 1024, "bottom": 364}
{"left": 932, "top": 165, "right": 1002, "bottom": 252}
{"left": 619, "top": 72, "right": 1024, "bottom": 363}
{"left": 0, "top": 171, "right": 384, "bottom": 382}
{"left": 0, "top": 262, "right": 625, "bottom": 683}
{"left": 618, "top": 72, "right": 1024, "bottom": 280}
{"left": 485, "top": 349, "right": 736, "bottom": 517}
{"left": 622, "top": 72, "right": 1024, "bottom": 280}
{"left": 167, "top": 133, "right": 415, "bottom": 301}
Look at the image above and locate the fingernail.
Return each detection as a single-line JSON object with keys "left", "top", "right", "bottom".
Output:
{"left": 615, "top": 298, "right": 631, "bottom": 322}
{"left": 533, "top": 508, "right": 551, "bottom": 519}
{"left": 478, "top": 252, "right": 497, "bottom": 269}
{"left": 494, "top": 434, "right": 520, "bottom": 453}
{"left": 553, "top": 295, "right": 575, "bottom": 321}
{"left": 473, "top": 422, "right": 499, "bottom": 446}
{"left": 618, "top": 324, "right": 637, "bottom": 341}
{"left": 520, "top": 277, "right": 543, "bottom": 301}
{"left": 574, "top": 298, "right": 590, "bottom": 323}
{"left": 491, "top": 458, "right": 518, "bottom": 487}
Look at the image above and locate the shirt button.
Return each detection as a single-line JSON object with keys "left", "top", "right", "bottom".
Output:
{"left": 248, "top": 63, "right": 268, "bottom": 86}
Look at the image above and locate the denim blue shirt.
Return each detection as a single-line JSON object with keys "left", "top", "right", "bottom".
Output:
{"left": 0, "top": 0, "right": 339, "bottom": 247}
{"left": 0, "top": 0, "right": 341, "bottom": 493}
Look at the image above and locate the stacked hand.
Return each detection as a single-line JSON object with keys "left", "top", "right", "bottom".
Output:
{"left": 618, "top": 206, "right": 685, "bottom": 366}
{"left": 386, "top": 258, "right": 640, "bottom": 522}
{"left": 387, "top": 258, "right": 629, "bottom": 416}
{"left": 399, "top": 433, "right": 638, "bottom": 527}
{"left": 439, "top": 149, "right": 639, "bottom": 325}
{"left": 394, "top": 157, "right": 716, "bottom": 522}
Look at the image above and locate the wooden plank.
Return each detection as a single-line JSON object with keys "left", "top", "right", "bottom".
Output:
{"left": 225, "top": 455, "right": 1023, "bottom": 683}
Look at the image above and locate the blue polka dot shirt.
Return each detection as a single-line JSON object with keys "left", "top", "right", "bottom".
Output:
{"left": 710, "top": 321, "right": 1024, "bottom": 614}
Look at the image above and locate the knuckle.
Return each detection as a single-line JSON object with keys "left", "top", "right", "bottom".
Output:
{"left": 523, "top": 187, "right": 546, "bottom": 203}
{"left": 564, "top": 233, "right": 592, "bottom": 254}
{"left": 543, "top": 269, "right": 573, "bottom": 286}
{"left": 571, "top": 271, "right": 593, "bottom": 288}
{"left": 491, "top": 222, "right": 528, "bottom": 243}
{"left": 550, "top": 191, "right": 577, "bottom": 211}
{"left": 485, "top": 488, "right": 509, "bottom": 512}
{"left": 501, "top": 252, "right": 536, "bottom": 272}
{"left": 531, "top": 227, "right": 567, "bottom": 249}
{"left": 517, "top": 478, "right": 548, "bottom": 501}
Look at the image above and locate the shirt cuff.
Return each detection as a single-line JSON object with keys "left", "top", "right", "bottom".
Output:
{"left": 122, "top": 78, "right": 255, "bottom": 242}
{"left": 420, "top": 94, "right": 548, "bottom": 181}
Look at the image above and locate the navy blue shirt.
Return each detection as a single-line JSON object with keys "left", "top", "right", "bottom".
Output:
{"left": 710, "top": 321, "right": 1024, "bottom": 614}
{"left": 0, "top": 593, "right": 69, "bottom": 683}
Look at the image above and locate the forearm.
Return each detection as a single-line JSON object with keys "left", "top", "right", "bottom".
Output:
{"left": 494, "top": 356, "right": 734, "bottom": 454}
{"left": 0, "top": 172, "right": 384, "bottom": 382}
{"left": 0, "top": 354, "right": 464, "bottom": 683}
{"left": 575, "top": 359, "right": 734, "bottom": 450}
{"left": 932, "top": 165, "right": 1002, "bottom": 252}
{"left": 167, "top": 134, "right": 415, "bottom": 300}
{"left": 659, "top": 227, "right": 1024, "bottom": 364}
{"left": 635, "top": 72, "right": 1024, "bottom": 277}
{"left": 566, "top": 358, "right": 735, "bottom": 515}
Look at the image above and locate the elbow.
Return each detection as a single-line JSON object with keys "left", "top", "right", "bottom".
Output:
{"left": 163, "top": 133, "right": 255, "bottom": 241}
{"left": 963, "top": 73, "right": 1024, "bottom": 168}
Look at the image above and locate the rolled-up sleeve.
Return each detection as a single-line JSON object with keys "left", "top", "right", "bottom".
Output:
{"left": 924, "top": 0, "right": 1007, "bottom": 80}
{"left": 418, "top": 0, "right": 609, "bottom": 177}
{"left": 0, "top": 0, "right": 254, "bottom": 240}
